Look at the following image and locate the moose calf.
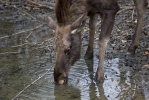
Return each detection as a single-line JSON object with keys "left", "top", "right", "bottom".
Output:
{"left": 47, "top": 0, "right": 148, "bottom": 84}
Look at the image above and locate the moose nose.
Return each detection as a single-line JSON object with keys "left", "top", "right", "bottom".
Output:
{"left": 54, "top": 72, "right": 68, "bottom": 85}
{"left": 56, "top": 77, "right": 67, "bottom": 85}
{"left": 58, "top": 79, "right": 66, "bottom": 85}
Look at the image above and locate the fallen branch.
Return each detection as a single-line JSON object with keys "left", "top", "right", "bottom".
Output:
{"left": 11, "top": 43, "right": 29, "bottom": 48}
{"left": 12, "top": 66, "right": 54, "bottom": 100}
{"left": 0, "top": 52, "right": 19, "bottom": 55}
{"left": 0, "top": 1, "right": 21, "bottom": 5}
{"left": 142, "top": 64, "right": 149, "bottom": 69}
{"left": 118, "top": 5, "right": 149, "bottom": 14}
{"left": 0, "top": 23, "right": 45, "bottom": 40}
{"left": 26, "top": 0, "right": 55, "bottom": 11}
{"left": 118, "top": 6, "right": 135, "bottom": 14}
{"left": 13, "top": 5, "right": 43, "bottom": 24}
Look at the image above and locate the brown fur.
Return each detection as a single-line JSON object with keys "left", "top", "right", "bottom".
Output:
{"left": 86, "top": 0, "right": 119, "bottom": 15}
{"left": 55, "top": 0, "right": 86, "bottom": 25}
{"left": 47, "top": 0, "right": 148, "bottom": 84}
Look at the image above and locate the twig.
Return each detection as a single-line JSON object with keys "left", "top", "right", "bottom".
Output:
{"left": 11, "top": 66, "right": 54, "bottom": 100}
{"left": 0, "top": 1, "right": 21, "bottom": 5}
{"left": 0, "top": 52, "right": 19, "bottom": 55}
{"left": 12, "top": 43, "right": 28, "bottom": 48}
{"left": 131, "top": 9, "right": 135, "bottom": 21}
{"left": 118, "top": 5, "right": 149, "bottom": 14}
{"left": 0, "top": 23, "right": 45, "bottom": 40}
{"left": 118, "top": 6, "right": 135, "bottom": 14}
{"left": 26, "top": 0, "right": 55, "bottom": 11}
{"left": 13, "top": 5, "right": 42, "bottom": 24}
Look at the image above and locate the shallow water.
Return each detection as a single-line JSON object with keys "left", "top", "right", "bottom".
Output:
{"left": 0, "top": 40, "right": 149, "bottom": 100}
{"left": 0, "top": 1, "right": 149, "bottom": 100}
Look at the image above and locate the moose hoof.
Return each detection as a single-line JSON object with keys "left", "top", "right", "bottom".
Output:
{"left": 95, "top": 73, "right": 104, "bottom": 83}
{"left": 84, "top": 53, "right": 93, "bottom": 60}
{"left": 127, "top": 49, "right": 135, "bottom": 55}
{"left": 127, "top": 46, "right": 137, "bottom": 54}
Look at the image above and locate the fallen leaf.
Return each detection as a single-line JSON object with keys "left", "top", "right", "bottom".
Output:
{"left": 134, "top": 19, "right": 137, "bottom": 24}
{"left": 25, "top": 6, "right": 31, "bottom": 11}
{"left": 127, "top": 20, "right": 133, "bottom": 23}
{"left": 115, "top": 78, "right": 119, "bottom": 82}
{"left": 125, "top": 85, "right": 131, "bottom": 90}
{"left": 143, "top": 51, "right": 149, "bottom": 55}
{"left": 142, "top": 64, "right": 149, "bottom": 69}
{"left": 95, "top": 38, "right": 99, "bottom": 40}
{"left": 124, "top": 32, "right": 129, "bottom": 36}
{"left": 147, "top": 33, "right": 149, "bottom": 36}
{"left": 33, "top": 7, "right": 40, "bottom": 10}
{"left": 122, "top": 44, "right": 126, "bottom": 48}
{"left": 121, "top": 40, "right": 127, "bottom": 43}
{"left": 111, "top": 44, "right": 116, "bottom": 47}
{"left": 117, "top": 29, "right": 123, "bottom": 33}
{"left": 146, "top": 48, "right": 149, "bottom": 50}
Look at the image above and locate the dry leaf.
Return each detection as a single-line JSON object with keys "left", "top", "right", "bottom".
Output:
{"left": 127, "top": 20, "right": 132, "bottom": 23}
{"left": 125, "top": 85, "right": 131, "bottom": 90}
{"left": 134, "top": 19, "right": 137, "bottom": 24}
{"left": 111, "top": 44, "right": 116, "bottom": 47}
{"left": 125, "top": 32, "right": 129, "bottom": 36}
{"left": 122, "top": 40, "right": 127, "bottom": 43}
{"left": 25, "top": 6, "right": 31, "bottom": 11}
{"left": 142, "top": 64, "right": 149, "bottom": 69}
{"left": 33, "top": 7, "right": 40, "bottom": 10}
{"left": 143, "top": 51, "right": 149, "bottom": 55}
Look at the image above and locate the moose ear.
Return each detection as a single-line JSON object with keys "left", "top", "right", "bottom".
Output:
{"left": 46, "top": 16, "right": 57, "bottom": 30}
{"left": 70, "top": 14, "right": 87, "bottom": 30}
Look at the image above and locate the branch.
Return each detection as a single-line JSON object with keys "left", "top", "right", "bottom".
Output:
{"left": 118, "top": 5, "right": 149, "bottom": 14}
{"left": 117, "top": 6, "right": 135, "bottom": 14}
{"left": 13, "top": 5, "right": 43, "bottom": 24}
{"left": 0, "top": 23, "right": 45, "bottom": 40}
{"left": 11, "top": 66, "right": 54, "bottom": 100}
{"left": 26, "top": 0, "right": 55, "bottom": 11}
{"left": 0, "top": 52, "right": 19, "bottom": 55}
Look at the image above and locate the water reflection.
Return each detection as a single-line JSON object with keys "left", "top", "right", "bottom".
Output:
{"left": 62, "top": 57, "right": 121, "bottom": 100}
{"left": 71, "top": 58, "right": 121, "bottom": 100}
{"left": 54, "top": 85, "right": 81, "bottom": 100}
{"left": 55, "top": 54, "right": 147, "bottom": 100}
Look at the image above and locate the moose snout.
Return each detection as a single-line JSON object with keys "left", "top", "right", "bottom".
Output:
{"left": 57, "top": 78, "right": 67, "bottom": 85}
{"left": 54, "top": 70, "right": 68, "bottom": 85}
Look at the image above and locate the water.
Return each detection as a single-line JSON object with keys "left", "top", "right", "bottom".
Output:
{"left": 0, "top": 1, "right": 149, "bottom": 100}
{"left": 0, "top": 40, "right": 148, "bottom": 100}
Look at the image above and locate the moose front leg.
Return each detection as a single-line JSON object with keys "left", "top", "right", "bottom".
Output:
{"left": 84, "top": 14, "right": 98, "bottom": 59}
{"left": 95, "top": 10, "right": 118, "bottom": 81}
{"left": 127, "top": 0, "right": 148, "bottom": 54}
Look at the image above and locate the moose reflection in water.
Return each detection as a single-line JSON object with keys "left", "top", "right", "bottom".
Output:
{"left": 47, "top": 0, "right": 148, "bottom": 84}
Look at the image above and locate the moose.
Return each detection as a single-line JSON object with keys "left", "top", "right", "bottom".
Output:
{"left": 47, "top": 0, "right": 148, "bottom": 84}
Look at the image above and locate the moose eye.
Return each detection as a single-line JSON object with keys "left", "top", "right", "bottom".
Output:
{"left": 64, "top": 48, "right": 70, "bottom": 55}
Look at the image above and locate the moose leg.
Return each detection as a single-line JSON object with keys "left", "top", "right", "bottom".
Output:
{"left": 127, "top": 0, "right": 148, "bottom": 54}
{"left": 95, "top": 10, "right": 118, "bottom": 81}
{"left": 84, "top": 14, "right": 98, "bottom": 59}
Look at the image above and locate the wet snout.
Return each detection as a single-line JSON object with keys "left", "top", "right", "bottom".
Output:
{"left": 54, "top": 55, "right": 68, "bottom": 84}
{"left": 54, "top": 69, "right": 68, "bottom": 85}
